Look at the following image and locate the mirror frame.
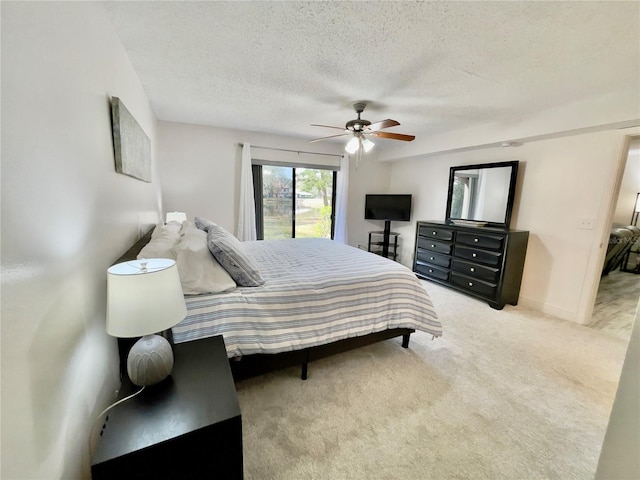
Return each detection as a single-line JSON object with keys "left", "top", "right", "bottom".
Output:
{"left": 445, "top": 160, "right": 519, "bottom": 229}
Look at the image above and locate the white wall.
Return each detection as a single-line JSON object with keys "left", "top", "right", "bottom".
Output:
{"left": 157, "top": 120, "right": 400, "bottom": 254}
{"left": 344, "top": 155, "right": 393, "bottom": 252}
{"left": 1, "top": 3, "right": 160, "bottom": 478}
{"left": 157, "top": 121, "right": 349, "bottom": 231}
{"left": 595, "top": 304, "right": 640, "bottom": 479}
{"left": 388, "top": 127, "right": 640, "bottom": 324}
{"left": 158, "top": 122, "right": 240, "bottom": 230}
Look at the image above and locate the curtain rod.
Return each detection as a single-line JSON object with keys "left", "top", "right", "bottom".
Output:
{"left": 238, "top": 143, "right": 343, "bottom": 159}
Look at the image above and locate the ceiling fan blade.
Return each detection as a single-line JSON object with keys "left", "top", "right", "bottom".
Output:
{"left": 370, "top": 131, "right": 416, "bottom": 142}
{"left": 368, "top": 119, "right": 400, "bottom": 132}
{"left": 310, "top": 124, "right": 346, "bottom": 131}
{"left": 308, "top": 133, "right": 350, "bottom": 143}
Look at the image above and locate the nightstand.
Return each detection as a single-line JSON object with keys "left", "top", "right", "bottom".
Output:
{"left": 91, "top": 335, "right": 243, "bottom": 479}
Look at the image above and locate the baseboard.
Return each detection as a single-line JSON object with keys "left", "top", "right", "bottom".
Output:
{"left": 517, "top": 295, "right": 579, "bottom": 324}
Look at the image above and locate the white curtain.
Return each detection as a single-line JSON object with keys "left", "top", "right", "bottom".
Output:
{"left": 333, "top": 154, "right": 349, "bottom": 243}
{"left": 237, "top": 143, "right": 257, "bottom": 241}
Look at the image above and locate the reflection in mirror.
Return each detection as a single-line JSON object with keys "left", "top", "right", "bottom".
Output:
{"left": 451, "top": 166, "right": 512, "bottom": 223}
{"left": 446, "top": 161, "right": 519, "bottom": 228}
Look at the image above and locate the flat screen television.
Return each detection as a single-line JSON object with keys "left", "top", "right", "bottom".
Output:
{"left": 365, "top": 194, "right": 412, "bottom": 221}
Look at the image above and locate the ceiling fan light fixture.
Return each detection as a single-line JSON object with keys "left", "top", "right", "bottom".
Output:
{"left": 345, "top": 136, "right": 359, "bottom": 154}
{"left": 362, "top": 138, "right": 375, "bottom": 152}
{"left": 311, "top": 102, "right": 415, "bottom": 152}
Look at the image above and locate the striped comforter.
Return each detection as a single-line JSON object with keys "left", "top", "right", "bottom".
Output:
{"left": 171, "top": 238, "right": 441, "bottom": 357}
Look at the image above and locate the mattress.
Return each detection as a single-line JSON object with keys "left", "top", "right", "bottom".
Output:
{"left": 172, "top": 238, "right": 441, "bottom": 357}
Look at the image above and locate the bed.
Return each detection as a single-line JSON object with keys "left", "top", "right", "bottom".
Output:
{"left": 114, "top": 220, "right": 441, "bottom": 380}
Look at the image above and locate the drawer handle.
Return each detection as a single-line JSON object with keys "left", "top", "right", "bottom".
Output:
{"left": 429, "top": 256, "right": 435, "bottom": 260}
{"left": 470, "top": 267, "right": 475, "bottom": 272}
{"left": 474, "top": 238, "right": 479, "bottom": 243}
{"left": 472, "top": 253, "right": 477, "bottom": 258}
{"left": 431, "top": 244, "right": 436, "bottom": 248}
{"left": 429, "top": 269, "right": 433, "bottom": 273}
{"left": 468, "top": 282, "right": 474, "bottom": 287}
{"left": 432, "top": 231, "right": 437, "bottom": 235}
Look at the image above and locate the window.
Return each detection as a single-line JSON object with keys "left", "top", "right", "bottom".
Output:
{"left": 252, "top": 163, "right": 337, "bottom": 240}
{"left": 450, "top": 173, "right": 479, "bottom": 219}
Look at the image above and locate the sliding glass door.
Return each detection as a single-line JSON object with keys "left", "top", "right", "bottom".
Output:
{"left": 261, "top": 165, "right": 293, "bottom": 239}
{"left": 295, "top": 168, "right": 335, "bottom": 238}
{"left": 253, "top": 164, "right": 336, "bottom": 240}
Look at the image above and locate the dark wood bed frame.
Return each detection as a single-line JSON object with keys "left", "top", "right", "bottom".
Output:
{"left": 113, "top": 228, "right": 414, "bottom": 382}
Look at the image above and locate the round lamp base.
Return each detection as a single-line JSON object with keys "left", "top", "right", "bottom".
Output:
{"left": 127, "top": 334, "right": 174, "bottom": 386}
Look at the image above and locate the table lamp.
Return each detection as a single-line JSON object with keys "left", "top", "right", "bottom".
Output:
{"left": 107, "top": 258, "right": 187, "bottom": 386}
{"left": 165, "top": 211, "right": 187, "bottom": 224}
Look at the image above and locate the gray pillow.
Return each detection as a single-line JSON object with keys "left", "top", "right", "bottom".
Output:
{"left": 206, "top": 225, "right": 264, "bottom": 287}
{"left": 195, "top": 216, "right": 217, "bottom": 232}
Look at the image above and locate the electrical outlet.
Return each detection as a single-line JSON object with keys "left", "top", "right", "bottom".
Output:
{"left": 578, "top": 218, "right": 595, "bottom": 230}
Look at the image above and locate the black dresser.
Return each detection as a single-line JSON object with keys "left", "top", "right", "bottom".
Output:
{"left": 413, "top": 221, "right": 529, "bottom": 309}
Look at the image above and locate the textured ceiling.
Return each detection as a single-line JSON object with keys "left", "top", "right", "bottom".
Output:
{"left": 104, "top": 1, "right": 640, "bottom": 149}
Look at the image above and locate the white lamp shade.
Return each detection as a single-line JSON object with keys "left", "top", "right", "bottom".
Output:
{"left": 345, "top": 136, "right": 359, "bottom": 154}
{"left": 165, "top": 211, "right": 187, "bottom": 223}
{"left": 362, "top": 138, "right": 375, "bottom": 152}
{"left": 106, "top": 259, "right": 187, "bottom": 338}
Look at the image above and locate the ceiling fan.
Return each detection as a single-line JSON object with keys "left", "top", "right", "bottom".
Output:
{"left": 308, "top": 102, "right": 415, "bottom": 156}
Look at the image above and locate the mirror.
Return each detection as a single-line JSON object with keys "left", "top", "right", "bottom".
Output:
{"left": 445, "top": 160, "right": 519, "bottom": 228}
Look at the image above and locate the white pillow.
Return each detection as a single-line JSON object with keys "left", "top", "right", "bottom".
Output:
{"left": 174, "top": 228, "right": 237, "bottom": 295}
{"left": 138, "top": 224, "right": 181, "bottom": 260}
{"left": 180, "top": 220, "right": 197, "bottom": 234}
{"left": 163, "top": 221, "right": 182, "bottom": 234}
{"left": 150, "top": 222, "right": 164, "bottom": 239}
{"left": 150, "top": 221, "right": 181, "bottom": 239}
{"left": 180, "top": 220, "right": 203, "bottom": 240}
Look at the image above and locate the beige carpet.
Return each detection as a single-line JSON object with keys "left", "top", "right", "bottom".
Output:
{"left": 589, "top": 268, "right": 640, "bottom": 341}
{"left": 235, "top": 282, "right": 629, "bottom": 480}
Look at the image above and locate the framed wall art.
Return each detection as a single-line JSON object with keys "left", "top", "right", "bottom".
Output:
{"left": 110, "top": 96, "right": 151, "bottom": 182}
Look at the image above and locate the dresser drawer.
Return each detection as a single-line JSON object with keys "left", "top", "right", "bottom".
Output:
{"left": 418, "top": 225, "right": 453, "bottom": 241}
{"left": 416, "top": 249, "right": 451, "bottom": 268}
{"left": 452, "top": 259, "right": 499, "bottom": 283}
{"left": 417, "top": 237, "right": 452, "bottom": 255}
{"left": 415, "top": 262, "right": 449, "bottom": 281}
{"left": 413, "top": 222, "right": 528, "bottom": 309}
{"left": 450, "top": 272, "right": 497, "bottom": 298}
{"left": 456, "top": 232, "right": 504, "bottom": 251}
{"left": 454, "top": 245, "right": 502, "bottom": 267}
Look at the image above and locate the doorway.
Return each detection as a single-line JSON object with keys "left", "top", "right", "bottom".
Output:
{"left": 588, "top": 136, "right": 640, "bottom": 341}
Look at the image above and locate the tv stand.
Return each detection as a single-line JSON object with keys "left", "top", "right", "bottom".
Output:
{"left": 368, "top": 228, "right": 399, "bottom": 261}
{"left": 382, "top": 220, "right": 392, "bottom": 257}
